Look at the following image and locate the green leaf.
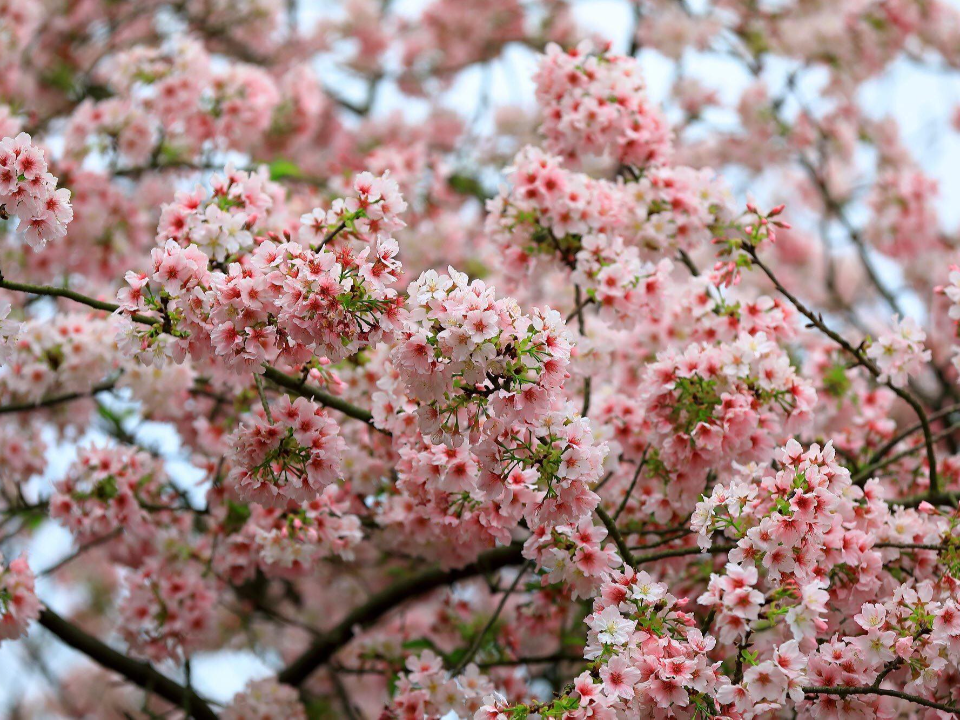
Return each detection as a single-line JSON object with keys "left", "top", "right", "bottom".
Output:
{"left": 448, "top": 173, "right": 490, "bottom": 201}
{"left": 402, "top": 637, "right": 440, "bottom": 652}
{"left": 269, "top": 159, "right": 303, "bottom": 181}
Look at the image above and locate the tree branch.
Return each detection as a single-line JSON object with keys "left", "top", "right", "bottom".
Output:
{"left": 0, "top": 279, "right": 157, "bottom": 326}
{"left": 277, "top": 543, "right": 525, "bottom": 687}
{"left": 0, "top": 379, "right": 117, "bottom": 415}
{"left": 802, "top": 685, "right": 959, "bottom": 714}
{"left": 744, "top": 245, "right": 941, "bottom": 497}
{"left": 0, "top": 278, "right": 382, "bottom": 430}
{"left": 595, "top": 506, "right": 635, "bottom": 566}
{"left": 450, "top": 562, "right": 531, "bottom": 675}
{"left": 261, "top": 365, "right": 382, "bottom": 431}
{"left": 37, "top": 608, "right": 218, "bottom": 720}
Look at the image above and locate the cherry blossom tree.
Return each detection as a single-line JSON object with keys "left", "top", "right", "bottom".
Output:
{"left": 5, "top": 1, "right": 960, "bottom": 718}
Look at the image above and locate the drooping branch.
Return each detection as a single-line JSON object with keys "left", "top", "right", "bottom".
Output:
{"left": 596, "top": 506, "right": 736, "bottom": 569}
{"left": 450, "top": 562, "right": 532, "bottom": 675}
{"left": 595, "top": 506, "right": 635, "bottom": 566}
{"left": 38, "top": 608, "right": 219, "bottom": 720}
{"left": 855, "top": 402, "right": 960, "bottom": 482}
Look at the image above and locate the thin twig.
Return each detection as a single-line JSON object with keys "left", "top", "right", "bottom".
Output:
{"left": 744, "top": 244, "right": 940, "bottom": 498}
{"left": 451, "top": 562, "right": 531, "bottom": 675}
{"left": 39, "top": 530, "right": 122, "bottom": 577}
{"left": 253, "top": 373, "right": 273, "bottom": 423}
{"left": 613, "top": 448, "right": 648, "bottom": 522}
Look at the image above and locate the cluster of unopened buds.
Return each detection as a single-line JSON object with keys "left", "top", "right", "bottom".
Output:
{"left": 712, "top": 203, "right": 789, "bottom": 287}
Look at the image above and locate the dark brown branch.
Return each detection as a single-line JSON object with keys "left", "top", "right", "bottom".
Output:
{"left": 0, "top": 279, "right": 157, "bottom": 326}
{"left": 277, "top": 543, "right": 525, "bottom": 687}
{"left": 38, "top": 530, "right": 122, "bottom": 577}
{"left": 595, "top": 507, "right": 634, "bottom": 566}
{"left": 261, "top": 365, "right": 382, "bottom": 431}
{"left": 802, "top": 686, "right": 959, "bottom": 714}
{"left": 0, "top": 379, "right": 117, "bottom": 415}
{"left": 856, "top": 403, "right": 960, "bottom": 480}
{"left": 38, "top": 608, "right": 218, "bottom": 720}
{"left": 450, "top": 562, "right": 531, "bottom": 675}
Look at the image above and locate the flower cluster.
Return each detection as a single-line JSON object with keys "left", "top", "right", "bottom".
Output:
{"left": 693, "top": 440, "right": 874, "bottom": 589}
{"left": 534, "top": 41, "right": 672, "bottom": 168}
{"left": 0, "top": 132, "right": 72, "bottom": 249}
{"left": 254, "top": 486, "right": 364, "bottom": 574}
{"left": 392, "top": 267, "right": 571, "bottom": 446}
{"left": 118, "top": 234, "right": 403, "bottom": 371}
{"left": 223, "top": 679, "right": 306, "bottom": 720}
{"left": 50, "top": 445, "right": 176, "bottom": 545}
{"left": 0, "top": 314, "right": 119, "bottom": 406}
{"left": 486, "top": 146, "right": 731, "bottom": 279}
{"left": 226, "top": 395, "right": 345, "bottom": 508}
{"left": 573, "top": 237, "right": 673, "bottom": 329}
{"left": 68, "top": 37, "right": 280, "bottom": 163}
{"left": 156, "top": 166, "right": 279, "bottom": 262}
{"left": 299, "top": 171, "right": 408, "bottom": 247}
{"left": 866, "top": 315, "right": 931, "bottom": 387}
{"left": 485, "top": 568, "right": 722, "bottom": 717}
{"left": 389, "top": 651, "right": 496, "bottom": 719}
{"left": 803, "top": 582, "right": 960, "bottom": 717}
{"left": 8, "top": 2, "right": 960, "bottom": 717}
{"left": 0, "top": 555, "right": 38, "bottom": 642}
{"left": 207, "top": 237, "right": 402, "bottom": 371}
{"left": 936, "top": 265, "right": 960, "bottom": 373}
{"left": 0, "top": 298, "right": 18, "bottom": 361}
{"left": 475, "top": 404, "right": 611, "bottom": 529}
{"left": 522, "top": 517, "right": 621, "bottom": 599}
{"left": 118, "top": 558, "right": 216, "bottom": 663}
{"left": 636, "top": 334, "right": 816, "bottom": 514}
{"left": 865, "top": 169, "right": 941, "bottom": 258}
